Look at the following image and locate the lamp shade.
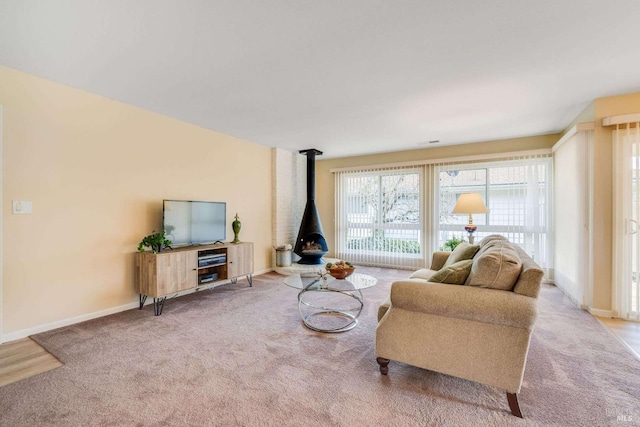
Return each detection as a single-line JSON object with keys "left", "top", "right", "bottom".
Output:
{"left": 452, "top": 193, "right": 489, "bottom": 214}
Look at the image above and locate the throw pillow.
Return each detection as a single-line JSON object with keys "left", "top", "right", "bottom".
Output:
{"left": 467, "top": 242, "right": 523, "bottom": 291}
{"left": 443, "top": 242, "right": 480, "bottom": 268}
{"left": 428, "top": 259, "right": 474, "bottom": 285}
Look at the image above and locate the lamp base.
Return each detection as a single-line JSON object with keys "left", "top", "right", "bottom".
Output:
{"left": 464, "top": 224, "right": 477, "bottom": 244}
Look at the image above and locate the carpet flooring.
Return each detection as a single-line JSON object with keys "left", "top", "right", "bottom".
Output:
{"left": 1, "top": 267, "right": 639, "bottom": 426}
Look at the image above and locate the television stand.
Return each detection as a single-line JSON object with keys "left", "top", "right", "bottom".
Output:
{"left": 135, "top": 242, "right": 254, "bottom": 315}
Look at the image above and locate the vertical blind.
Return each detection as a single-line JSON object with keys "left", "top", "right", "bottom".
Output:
{"left": 335, "top": 167, "right": 424, "bottom": 269}
{"left": 435, "top": 154, "right": 553, "bottom": 276}
{"left": 334, "top": 153, "right": 553, "bottom": 273}
{"left": 613, "top": 121, "right": 640, "bottom": 321}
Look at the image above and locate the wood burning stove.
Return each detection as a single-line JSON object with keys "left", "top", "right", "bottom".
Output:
{"left": 294, "top": 149, "right": 328, "bottom": 264}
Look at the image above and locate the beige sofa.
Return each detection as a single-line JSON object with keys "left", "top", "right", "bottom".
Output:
{"left": 375, "top": 235, "right": 543, "bottom": 418}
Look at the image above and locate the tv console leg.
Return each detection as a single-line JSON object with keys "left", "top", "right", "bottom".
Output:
{"left": 153, "top": 297, "right": 166, "bottom": 316}
{"left": 247, "top": 274, "right": 253, "bottom": 287}
{"left": 139, "top": 294, "right": 147, "bottom": 310}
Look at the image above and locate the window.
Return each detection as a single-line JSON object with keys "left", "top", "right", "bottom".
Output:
{"left": 336, "top": 168, "right": 423, "bottom": 268}
{"left": 437, "top": 157, "right": 552, "bottom": 272}
{"left": 333, "top": 153, "right": 553, "bottom": 274}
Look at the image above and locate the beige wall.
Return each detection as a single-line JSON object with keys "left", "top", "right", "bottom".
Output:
{"left": 1, "top": 66, "right": 272, "bottom": 335}
{"left": 316, "top": 134, "right": 559, "bottom": 257}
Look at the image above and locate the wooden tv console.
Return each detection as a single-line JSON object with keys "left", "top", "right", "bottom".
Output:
{"left": 135, "top": 242, "right": 254, "bottom": 315}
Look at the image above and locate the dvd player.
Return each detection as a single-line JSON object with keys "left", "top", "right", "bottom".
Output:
{"left": 198, "top": 272, "right": 219, "bottom": 284}
{"left": 198, "top": 254, "right": 226, "bottom": 267}
{"left": 199, "top": 254, "right": 225, "bottom": 261}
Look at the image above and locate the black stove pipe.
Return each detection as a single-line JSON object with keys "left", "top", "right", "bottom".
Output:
{"left": 300, "top": 149, "right": 322, "bottom": 201}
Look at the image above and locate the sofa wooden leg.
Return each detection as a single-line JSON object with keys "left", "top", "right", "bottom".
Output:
{"left": 376, "top": 357, "right": 390, "bottom": 375}
{"left": 507, "top": 392, "right": 524, "bottom": 418}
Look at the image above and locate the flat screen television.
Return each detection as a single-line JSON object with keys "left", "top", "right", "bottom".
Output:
{"left": 163, "top": 200, "right": 226, "bottom": 247}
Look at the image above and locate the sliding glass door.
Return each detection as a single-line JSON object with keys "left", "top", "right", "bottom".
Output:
{"left": 613, "top": 125, "right": 640, "bottom": 321}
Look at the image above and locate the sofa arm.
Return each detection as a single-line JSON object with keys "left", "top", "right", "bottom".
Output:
{"left": 430, "top": 251, "right": 451, "bottom": 271}
{"left": 389, "top": 280, "right": 538, "bottom": 330}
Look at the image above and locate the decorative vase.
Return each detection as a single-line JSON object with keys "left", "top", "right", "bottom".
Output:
{"left": 232, "top": 213, "right": 241, "bottom": 243}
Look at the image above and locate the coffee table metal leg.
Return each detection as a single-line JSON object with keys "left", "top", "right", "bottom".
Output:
{"left": 298, "top": 287, "right": 364, "bottom": 333}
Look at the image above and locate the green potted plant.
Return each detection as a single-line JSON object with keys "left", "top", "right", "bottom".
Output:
{"left": 442, "top": 236, "right": 465, "bottom": 251}
{"left": 137, "top": 230, "right": 172, "bottom": 253}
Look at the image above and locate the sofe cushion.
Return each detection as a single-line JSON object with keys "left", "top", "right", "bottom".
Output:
{"left": 473, "top": 234, "right": 508, "bottom": 259}
{"left": 443, "top": 242, "right": 480, "bottom": 267}
{"left": 467, "top": 241, "right": 523, "bottom": 291}
{"left": 410, "top": 268, "right": 437, "bottom": 281}
{"left": 428, "top": 259, "right": 474, "bottom": 285}
{"left": 479, "top": 234, "right": 509, "bottom": 247}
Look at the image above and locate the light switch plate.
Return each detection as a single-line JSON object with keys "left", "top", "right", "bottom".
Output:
{"left": 13, "top": 200, "right": 32, "bottom": 214}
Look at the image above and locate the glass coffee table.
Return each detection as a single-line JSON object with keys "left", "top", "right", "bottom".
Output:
{"left": 284, "top": 272, "right": 378, "bottom": 333}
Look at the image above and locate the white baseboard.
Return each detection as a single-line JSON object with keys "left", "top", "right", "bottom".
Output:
{"left": 3, "top": 300, "right": 141, "bottom": 343}
{"left": 2, "top": 269, "right": 274, "bottom": 343}
{"left": 553, "top": 281, "right": 584, "bottom": 309}
{"left": 588, "top": 307, "right": 614, "bottom": 318}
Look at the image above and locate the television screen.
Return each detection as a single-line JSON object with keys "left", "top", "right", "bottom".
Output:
{"left": 163, "top": 200, "right": 226, "bottom": 246}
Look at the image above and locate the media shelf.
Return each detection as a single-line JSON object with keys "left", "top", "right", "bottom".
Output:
{"left": 135, "top": 242, "right": 254, "bottom": 315}
{"left": 197, "top": 249, "right": 226, "bottom": 285}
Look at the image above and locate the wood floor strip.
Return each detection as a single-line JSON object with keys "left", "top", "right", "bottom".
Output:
{"left": 597, "top": 317, "right": 640, "bottom": 360}
{"left": 0, "top": 338, "right": 62, "bottom": 387}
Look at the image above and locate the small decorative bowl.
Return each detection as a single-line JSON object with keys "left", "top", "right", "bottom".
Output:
{"left": 327, "top": 267, "right": 355, "bottom": 279}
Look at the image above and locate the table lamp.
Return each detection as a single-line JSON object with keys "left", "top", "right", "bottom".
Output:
{"left": 452, "top": 193, "right": 489, "bottom": 244}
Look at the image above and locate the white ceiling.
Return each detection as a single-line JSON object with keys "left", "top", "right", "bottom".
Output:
{"left": 2, "top": 1, "right": 640, "bottom": 159}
